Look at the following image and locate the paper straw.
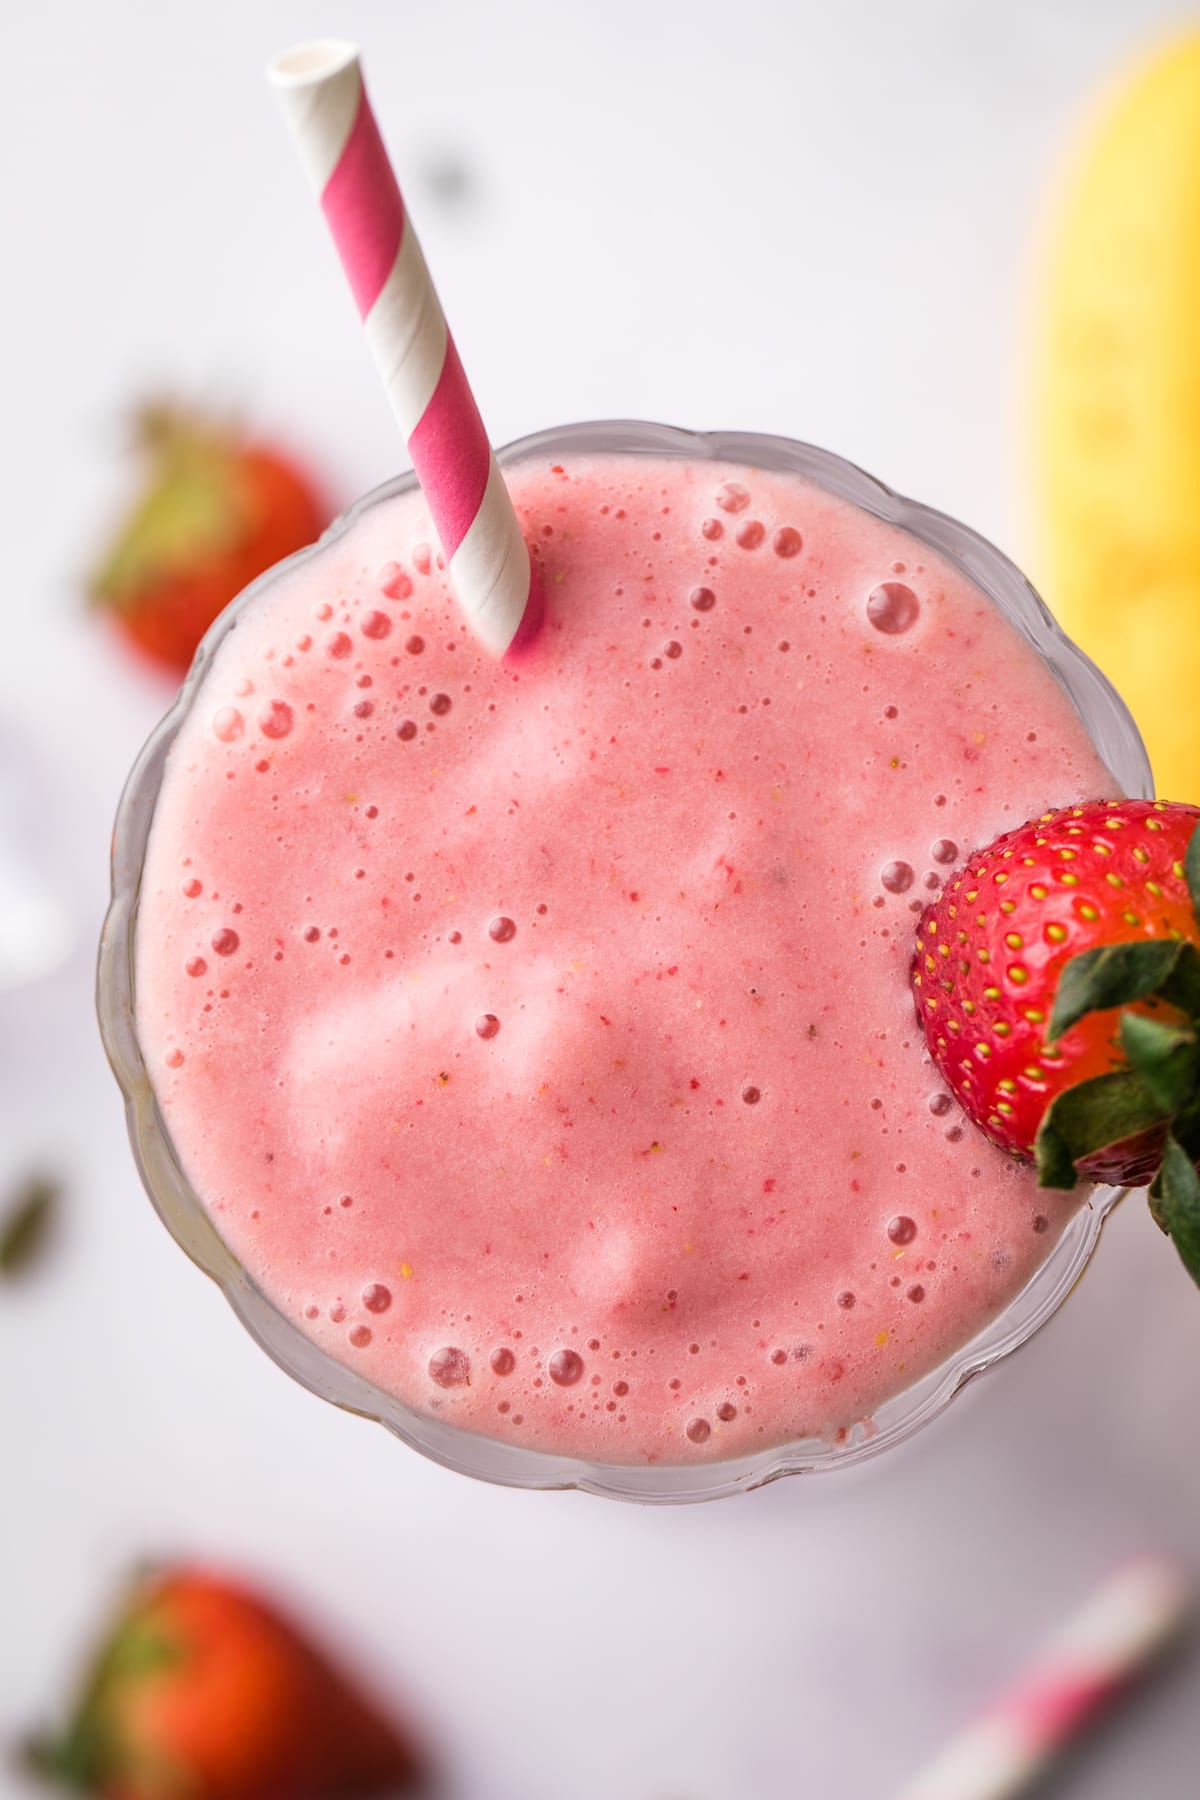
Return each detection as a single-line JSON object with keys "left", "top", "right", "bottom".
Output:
{"left": 268, "top": 40, "right": 541, "bottom": 659}
{"left": 892, "top": 1558, "right": 1193, "bottom": 1800}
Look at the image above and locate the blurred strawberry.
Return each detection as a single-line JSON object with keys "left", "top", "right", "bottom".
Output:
{"left": 23, "top": 1566, "right": 424, "bottom": 1799}
{"left": 91, "top": 407, "right": 329, "bottom": 676}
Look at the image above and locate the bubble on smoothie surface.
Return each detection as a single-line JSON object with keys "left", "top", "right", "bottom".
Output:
{"left": 362, "top": 1283, "right": 392, "bottom": 1313}
{"left": 211, "top": 928, "right": 239, "bottom": 956}
{"left": 867, "top": 581, "right": 920, "bottom": 635}
{"left": 429, "top": 1346, "right": 471, "bottom": 1388}
{"left": 361, "top": 610, "right": 392, "bottom": 640}
{"left": 488, "top": 916, "right": 516, "bottom": 943}
{"left": 185, "top": 956, "right": 207, "bottom": 978}
{"left": 327, "top": 632, "right": 353, "bottom": 659}
{"left": 736, "top": 520, "right": 765, "bottom": 550}
{"left": 378, "top": 561, "right": 413, "bottom": 599}
{"left": 549, "top": 1348, "right": 584, "bottom": 1386}
{"left": 881, "top": 860, "right": 914, "bottom": 894}
{"left": 397, "top": 719, "right": 418, "bottom": 741}
{"left": 412, "top": 543, "right": 433, "bottom": 574}
{"left": 686, "top": 1417, "right": 712, "bottom": 1444}
{"left": 690, "top": 586, "right": 717, "bottom": 613}
{"left": 475, "top": 1013, "right": 501, "bottom": 1039}
{"left": 773, "top": 526, "right": 803, "bottom": 558}
{"left": 429, "top": 692, "right": 452, "bottom": 716}
{"left": 259, "top": 701, "right": 294, "bottom": 740}
{"left": 716, "top": 482, "right": 751, "bottom": 513}
{"left": 349, "top": 1325, "right": 372, "bottom": 1348}
{"left": 887, "top": 1216, "right": 917, "bottom": 1245}
{"left": 701, "top": 517, "right": 724, "bottom": 541}
{"left": 212, "top": 708, "right": 244, "bottom": 742}
{"left": 928, "top": 1093, "right": 953, "bottom": 1116}
{"left": 182, "top": 878, "right": 202, "bottom": 898}
{"left": 931, "top": 839, "right": 958, "bottom": 864}
{"left": 490, "top": 1346, "right": 516, "bottom": 1376}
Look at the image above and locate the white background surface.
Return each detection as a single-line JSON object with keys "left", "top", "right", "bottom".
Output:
{"left": 4, "top": 2, "right": 1200, "bottom": 1796}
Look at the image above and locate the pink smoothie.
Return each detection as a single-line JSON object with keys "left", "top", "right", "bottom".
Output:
{"left": 135, "top": 451, "right": 1113, "bottom": 1465}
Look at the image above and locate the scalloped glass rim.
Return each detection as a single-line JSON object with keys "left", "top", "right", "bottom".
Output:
{"left": 97, "top": 421, "right": 1150, "bottom": 1504}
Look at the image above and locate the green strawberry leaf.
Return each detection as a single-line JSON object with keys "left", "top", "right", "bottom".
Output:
{"left": 1169, "top": 1105, "right": 1200, "bottom": 1165}
{"left": 1118, "top": 1014, "right": 1200, "bottom": 1116}
{"left": 1159, "top": 940, "right": 1200, "bottom": 1018}
{"left": 102, "top": 1623, "right": 184, "bottom": 1681}
{"left": 0, "top": 1175, "right": 60, "bottom": 1279}
{"left": 1034, "top": 1112, "right": 1080, "bottom": 1190}
{"left": 1157, "top": 1133, "right": 1200, "bottom": 1287}
{"left": 1184, "top": 820, "right": 1200, "bottom": 924}
{"left": 1035, "top": 1067, "right": 1169, "bottom": 1189}
{"left": 21, "top": 1618, "right": 186, "bottom": 1796}
{"left": 1047, "top": 940, "right": 1184, "bottom": 1045}
{"left": 21, "top": 1706, "right": 116, "bottom": 1793}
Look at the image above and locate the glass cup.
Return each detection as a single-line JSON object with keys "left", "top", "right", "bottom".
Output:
{"left": 98, "top": 421, "right": 1150, "bottom": 1503}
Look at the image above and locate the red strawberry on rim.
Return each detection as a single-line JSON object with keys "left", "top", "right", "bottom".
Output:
{"left": 912, "top": 797, "right": 1200, "bottom": 1286}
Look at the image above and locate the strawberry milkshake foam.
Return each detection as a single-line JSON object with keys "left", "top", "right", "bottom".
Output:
{"left": 134, "top": 447, "right": 1116, "bottom": 1465}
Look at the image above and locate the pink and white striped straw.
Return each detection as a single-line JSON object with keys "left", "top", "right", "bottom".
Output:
{"left": 892, "top": 1558, "right": 1193, "bottom": 1800}
{"left": 268, "top": 40, "right": 541, "bottom": 659}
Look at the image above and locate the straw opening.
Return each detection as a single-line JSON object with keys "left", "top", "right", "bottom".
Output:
{"left": 268, "top": 39, "right": 359, "bottom": 89}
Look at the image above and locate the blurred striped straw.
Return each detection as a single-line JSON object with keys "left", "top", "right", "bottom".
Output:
{"left": 892, "top": 1558, "right": 1193, "bottom": 1800}
{"left": 268, "top": 40, "right": 542, "bottom": 659}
